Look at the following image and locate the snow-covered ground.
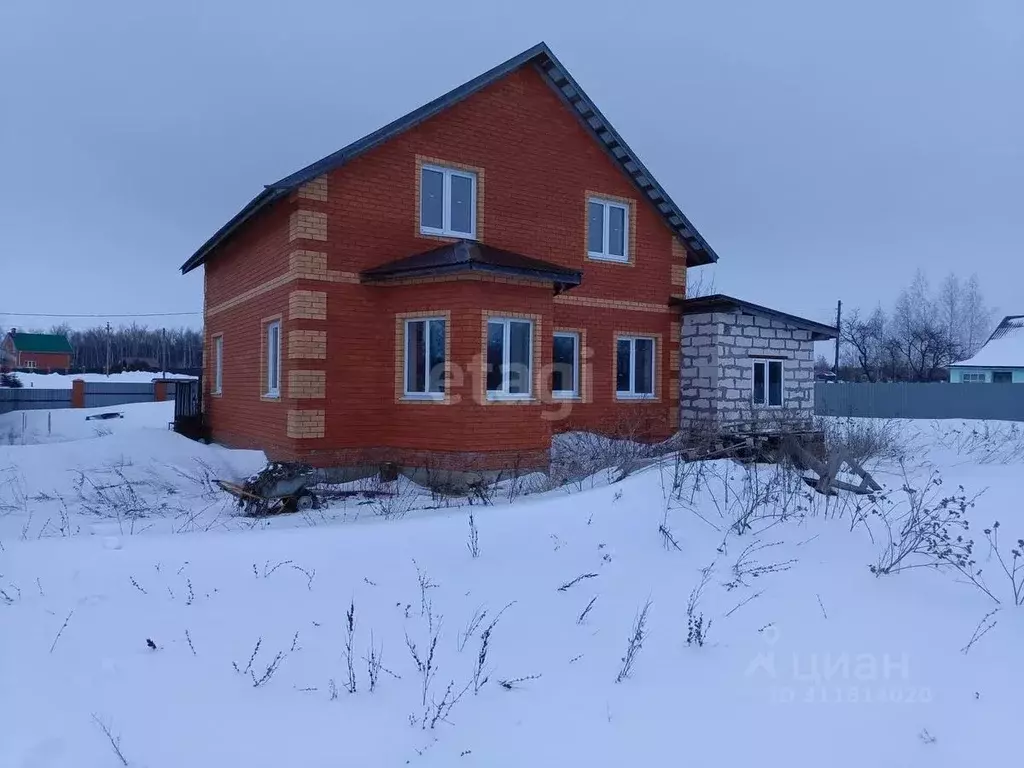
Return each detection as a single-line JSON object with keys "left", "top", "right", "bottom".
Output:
{"left": 7, "top": 371, "right": 197, "bottom": 389}
{"left": 1, "top": 407, "right": 1022, "bottom": 767}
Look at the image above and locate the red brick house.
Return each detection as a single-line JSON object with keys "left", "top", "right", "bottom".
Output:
{"left": 180, "top": 42, "right": 719, "bottom": 476}
{"left": 1, "top": 331, "right": 73, "bottom": 371}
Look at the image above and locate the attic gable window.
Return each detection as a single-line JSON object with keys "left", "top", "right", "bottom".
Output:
{"left": 587, "top": 197, "right": 629, "bottom": 262}
{"left": 420, "top": 165, "right": 476, "bottom": 238}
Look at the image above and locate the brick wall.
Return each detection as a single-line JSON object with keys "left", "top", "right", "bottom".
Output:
{"left": 680, "top": 310, "right": 815, "bottom": 430}
{"left": 14, "top": 351, "right": 72, "bottom": 371}
{"left": 200, "top": 61, "right": 691, "bottom": 469}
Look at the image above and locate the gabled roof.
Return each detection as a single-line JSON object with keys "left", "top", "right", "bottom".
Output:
{"left": 7, "top": 332, "right": 74, "bottom": 354}
{"left": 674, "top": 294, "right": 838, "bottom": 341}
{"left": 361, "top": 240, "right": 581, "bottom": 290}
{"left": 951, "top": 315, "right": 1024, "bottom": 368}
{"left": 180, "top": 42, "right": 718, "bottom": 275}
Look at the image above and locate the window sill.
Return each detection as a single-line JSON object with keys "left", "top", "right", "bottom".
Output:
{"left": 552, "top": 393, "right": 581, "bottom": 401}
{"left": 401, "top": 394, "right": 447, "bottom": 403}
{"left": 420, "top": 227, "right": 476, "bottom": 240}
{"left": 262, "top": 392, "right": 281, "bottom": 401}
{"left": 587, "top": 252, "right": 629, "bottom": 264}
{"left": 486, "top": 393, "right": 535, "bottom": 403}
{"left": 616, "top": 392, "right": 656, "bottom": 400}
{"left": 211, "top": 390, "right": 222, "bottom": 398}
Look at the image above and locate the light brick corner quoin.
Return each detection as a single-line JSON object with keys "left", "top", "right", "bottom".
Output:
{"left": 288, "top": 210, "right": 327, "bottom": 242}
{"left": 296, "top": 176, "right": 328, "bottom": 202}
{"left": 288, "top": 370, "right": 326, "bottom": 399}
{"left": 288, "top": 329, "right": 327, "bottom": 360}
{"left": 287, "top": 409, "right": 326, "bottom": 439}
{"left": 288, "top": 290, "right": 327, "bottom": 321}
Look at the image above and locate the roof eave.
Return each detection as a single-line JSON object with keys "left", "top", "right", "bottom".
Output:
{"left": 674, "top": 294, "right": 837, "bottom": 340}
{"left": 179, "top": 188, "right": 286, "bottom": 275}
{"left": 361, "top": 260, "right": 581, "bottom": 287}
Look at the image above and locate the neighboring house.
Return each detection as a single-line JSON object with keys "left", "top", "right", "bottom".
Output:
{"left": 180, "top": 42, "right": 817, "bottom": 477}
{"left": 1, "top": 330, "right": 73, "bottom": 371}
{"left": 678, "top": 296, "right": 837, "bottom": 431}
{"left": 949, "top": 316, "right": 1024, "bottom": 383}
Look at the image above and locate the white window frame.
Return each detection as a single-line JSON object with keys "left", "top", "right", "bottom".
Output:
{"left": 265, "top": 320, "right": 281, "bottom": 398}
{"left": 24, "top": 360, "right": 37, "bottom": 370}
{"left": 752, "top": 358, "right": 784, "bottom": 407}
{"left": 212, "top": 335, "right": 223, "bottom": 395}
{"left": 552, "top": 331, "right": 580, "bottom": 399}
{"left": 616, "top": 336, "right": 656, "bottom": 399}
{"left": 486, "top": 318, "right": 533, "bottom": 400}
{"left": 962, "top": 371, "right": 986, "bottom": 383}
{"left": 403, "top": 317, "right": 446, "bottom": 400}
{"left": 420, "top": 164, "right": 477, "bottom": 239}
{"left": 587, "top": 197, "right": 630, "bottom": 263}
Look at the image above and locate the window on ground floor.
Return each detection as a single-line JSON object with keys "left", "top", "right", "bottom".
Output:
{"left": 962, "top": 372, "right": 986, "bottom": 383}
{"left": 616, "top": 336, "right": 655, "bottom": 398}
{"left": 487, "top": 318, "right": 533, "bottom": 398}
{"left": 24, "top": 360, "right": 37, "bottom": 370}
{"left": 552, "top": 332, "right": 579, "bottom": 398}
{"left": 752, "top": 358, "right": 784, "bottom": 406}
{"left": 993, "top": 371, "right": 1012, "bottom": 384}
{"left": 265, "top": 320, "right": 281, "bottom": 398}
{"left": 213, "top": 335, "right": 223, "bottom": 394}
{"left": 404, "top": 317, "right": 446, "bottom": 397}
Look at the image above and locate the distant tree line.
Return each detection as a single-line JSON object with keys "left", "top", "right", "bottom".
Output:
{"left": 11, "top": 322, "right": 203, "bottom": 372}
{"left": 839, "top": 271, "right": 995, "bottom": 382}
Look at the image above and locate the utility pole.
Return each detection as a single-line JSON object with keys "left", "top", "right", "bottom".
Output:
{"left": 833, "top": 300, "right": 842, "bottom": 377}
{"left": 105, "top": 321, "right": 112, "bottom": 377}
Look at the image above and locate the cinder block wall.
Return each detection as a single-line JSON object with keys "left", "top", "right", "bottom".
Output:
{"left": 681, "top": 310, "right": 815, "bottom": 430}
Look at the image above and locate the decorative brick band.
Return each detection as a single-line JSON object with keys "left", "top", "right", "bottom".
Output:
{"left": 288, "top": 330, "right": 327, "bottom": 360}
{"left": 289, "top": 210, "right": 327, "bottom": 242}
{"left": 669, "top": 377, "right": 680, "bottom": 402}
{"left": 286, "top": 409, "right": 325, "bottom": 439}
{"left": 672, "top": 239, "right": 687, "bottom": 261}
{"left": 289, "top": 290, "right": 327, "bottom": 321}
{"left": 288, "top": 370, "right": 326, "bottom": 399}
{"left": 669, "top": 349, "right": 680, "bottom": 370}
{"left": 289, "top": 250, "right": 359, "bottom": 283}
{"left": 296, "top": 177, "right": 328, "bottom": 202}
{"left": 670, "top": 320, "right": 681, "bottom": 343}
{"left": 554, "top": 294, "right": 671, "bottom": 314}
{"left": 207, "top": 253, "right": 359, "bottom": 317}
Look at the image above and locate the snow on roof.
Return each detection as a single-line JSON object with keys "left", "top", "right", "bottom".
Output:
{"left": 952, "top": 316, "right": 1024, "bottom": 368}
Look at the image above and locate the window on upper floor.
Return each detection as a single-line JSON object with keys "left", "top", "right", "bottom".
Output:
{"left": 752, "top": 358, "right": 784, "bottom": 406}
{"left": 616, "top": 336, "right": 655, "bottom": 398}
{"left": 587, "top": 197, "right": 629, "bottom": 262}
{"left": 421, "top": 164, "right": 476, "bottom": 238}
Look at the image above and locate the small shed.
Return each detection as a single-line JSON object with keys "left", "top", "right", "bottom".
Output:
{"left": 675, "top": 295, "right": 837, "bottom": 432}
{"left": 949, "top": 315, "right": 1024, "bottom": 384}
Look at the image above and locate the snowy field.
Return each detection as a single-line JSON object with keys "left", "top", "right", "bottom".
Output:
{"left": 7, "top": 371, "right": 197, "bottom": 389}
{"left": 1, "top": 406, "right": 1023, "bottom": 766}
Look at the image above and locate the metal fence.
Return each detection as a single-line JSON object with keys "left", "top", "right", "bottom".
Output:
{"left": 0, "top": 381, "right": 182, "bottom": 415}
{"left": 83, "top": 381, "right": 178, "bottom": 408}
{"left": 815, "top": 382, "right": 1024, "bottom": 422}
{"left": 0, "top": 388, "right": 73, "bottom": 414}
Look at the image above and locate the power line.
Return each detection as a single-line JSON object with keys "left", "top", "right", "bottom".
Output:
{"left": 2, "top": 311, "right": 201, "bottom": 318}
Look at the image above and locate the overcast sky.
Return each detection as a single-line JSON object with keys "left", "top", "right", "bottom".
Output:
{"left": 1, "top": 0, "right": 1020, "bottom": 332}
